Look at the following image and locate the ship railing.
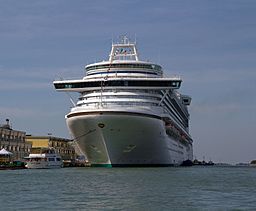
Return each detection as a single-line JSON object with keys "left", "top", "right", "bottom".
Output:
{"left": 76, "top": 103, "right": 161, "bottom": 110}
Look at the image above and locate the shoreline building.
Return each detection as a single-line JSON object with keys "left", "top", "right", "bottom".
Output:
{"left": 25, "top": 135, "right": 76, "bottom": 161}
{"left": 0, "top": 119, "right": 31, "bottom": 161}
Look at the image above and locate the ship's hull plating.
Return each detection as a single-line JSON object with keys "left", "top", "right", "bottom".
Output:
{"left": 67, "top": 112, "right": 192, "bottom": 167}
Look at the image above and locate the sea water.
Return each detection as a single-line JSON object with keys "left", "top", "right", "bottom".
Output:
{"left": 0, "top": 166, "right": 255, "bottom": 210}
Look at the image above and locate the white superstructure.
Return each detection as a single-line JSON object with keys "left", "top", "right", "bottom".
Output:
{"left": 25, "top": 148, "right": 63, "bottom": 169}
{"left": 54, "top": 36, "right": 193, "bottom": 167}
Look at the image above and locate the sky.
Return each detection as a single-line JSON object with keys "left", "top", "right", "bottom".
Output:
{"left": 0, "top": 0, "right": 255, "bottom": 164}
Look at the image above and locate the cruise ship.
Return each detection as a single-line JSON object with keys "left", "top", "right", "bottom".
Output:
{"left": 54, "top": 36, "right": 193, "bottom": 167}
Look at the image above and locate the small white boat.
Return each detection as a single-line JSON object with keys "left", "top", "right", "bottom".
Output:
{"left": 25, "top": 148, "right": 63, "bottom": 169}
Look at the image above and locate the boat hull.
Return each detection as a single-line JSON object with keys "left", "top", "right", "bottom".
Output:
{"left": 25, "top": 160, "right": 63, "bottom": 169}
{"left": 67, "top": 112, "right": 193, "bottom": 167}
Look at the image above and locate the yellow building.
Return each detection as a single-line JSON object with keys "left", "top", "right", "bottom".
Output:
{"left": 25, "top": 135, "right": 76, "bottom": 160}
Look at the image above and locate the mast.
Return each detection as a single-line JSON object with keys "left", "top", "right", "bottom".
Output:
{"left": 109, "top": 35, "right": 139, "bottom": 61}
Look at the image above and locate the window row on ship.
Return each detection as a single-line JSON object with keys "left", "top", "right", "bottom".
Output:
{"left": 78, "top": 95, "right": 161, "bottom": 102}
{"left": 164, "top": 94, "right": 189, "bottom": 122}
{"left": 80, "top": 89, "right": 161, "bottom": 96}
{"left": 170, "top": 95, "right": 189, "bottom": 117}
{"left": 162, "top": 90, "right": 189, "bottom": 117}
{"left": 78, "top": 89, "right": 162, "bottom": 100}
{"left": 77, "top": 101, "right": 159, "bottom": 107}
{"left": 76, "top": 101, "right": 159, "bottom": 107}
{"left": 86, "top": 70, "right": 160, "bottom": 77}
{"left": 76, "top": 96, "right": 189, "bottom": 129}
{"left": 86, "top": 63, "right": 162, "bottom": 72}
{"left": 162, "top": 99, "right": 189, "bottom": 129}
{"left": 55, "top": 80, "right": 181, "bottom": 89}
{"left": 160, "top": 92, "right": 189, "bottom": 128}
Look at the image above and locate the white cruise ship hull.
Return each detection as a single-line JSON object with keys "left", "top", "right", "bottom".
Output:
{"left": 54, "top": 36, "right": 194, "bottom": 167}
{"left": 67, "top": 111, "right": 193, "bottom": 167}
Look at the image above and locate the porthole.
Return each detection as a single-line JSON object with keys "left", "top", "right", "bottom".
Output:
{"left": 98, "top": 123, "right": 105, "bottom": 128}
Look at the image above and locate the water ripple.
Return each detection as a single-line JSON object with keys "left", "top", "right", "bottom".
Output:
{"left": 0, "top": 166, "right": 256, "bottom": 210}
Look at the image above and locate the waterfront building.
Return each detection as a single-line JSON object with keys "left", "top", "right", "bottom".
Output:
{"left": 25, "top": 135, "right": 76, "bottom": 161}
{"left": 0, "top": 119, "right": 31, "bottom": 161}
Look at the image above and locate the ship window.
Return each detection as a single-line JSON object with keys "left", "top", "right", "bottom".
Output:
{"left": 48, "top": 158, "right": 55, "bottom": 161}
{"left": 64, "top": 84, "right": 73, "bottom": 88}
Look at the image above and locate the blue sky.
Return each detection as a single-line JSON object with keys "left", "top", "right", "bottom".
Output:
{"left": 0, "top": 0, "right": 255, "bottom": 164}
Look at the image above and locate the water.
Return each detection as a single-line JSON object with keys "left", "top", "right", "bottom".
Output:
{"left": 0, "top": 166, "right": 255, "bottom": 210}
